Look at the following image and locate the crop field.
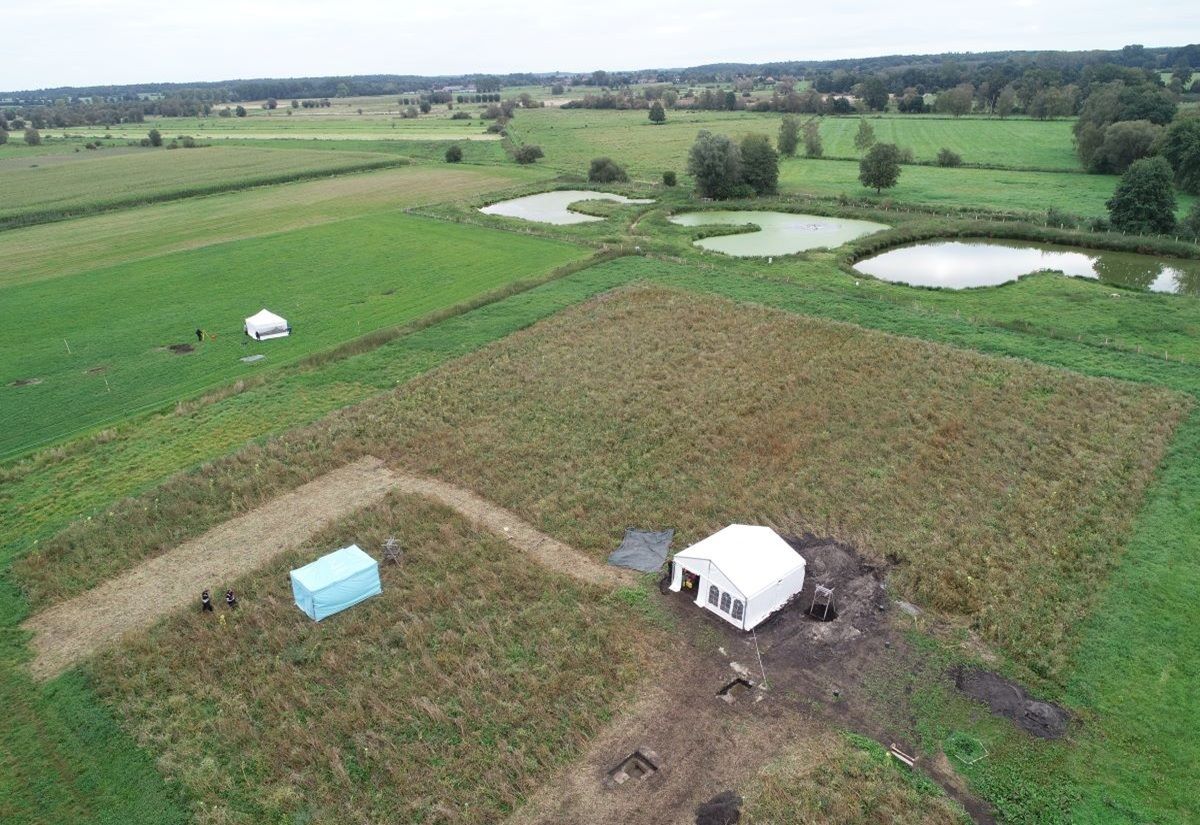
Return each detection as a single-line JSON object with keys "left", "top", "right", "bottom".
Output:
{"left": 0, "top": 212, "right": 588, "bottom": 458}
{"left": 0, "top": 164, "right": 550, "bottom": 286}
{"left": 0, "top": 145, "right": 403, "bottom": 226}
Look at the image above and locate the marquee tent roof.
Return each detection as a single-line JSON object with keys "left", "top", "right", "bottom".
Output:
{"left": 672, "top": 524, "right": 802, "bottom": 598}
{"left": 290, "top": 544, "right": 381, "bottom": 621}
{"left": 244, "top": 308, "right": 290, "bottom": 340}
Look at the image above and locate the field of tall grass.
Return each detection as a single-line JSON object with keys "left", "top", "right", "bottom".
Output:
{"left": 0, "top": 145, "right": 405, "bottom": 227}
{"left": 91, "top": 493, "right": 656, "bottom": 823}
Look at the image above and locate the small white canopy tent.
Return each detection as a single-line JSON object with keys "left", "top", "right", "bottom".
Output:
{"left": 244, "top": 308, "right": 290, "bottom": 340}
{"left": 669, "top": 524, "right": 805, "bottom": 631}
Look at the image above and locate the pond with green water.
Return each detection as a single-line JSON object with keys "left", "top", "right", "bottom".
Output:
{"left": 668, "top": 211, "right": 889, "bottom": 256}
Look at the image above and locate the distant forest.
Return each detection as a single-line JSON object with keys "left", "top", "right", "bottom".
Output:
{"left": 1, "top": 44, "right": 1196, "bottom": 129}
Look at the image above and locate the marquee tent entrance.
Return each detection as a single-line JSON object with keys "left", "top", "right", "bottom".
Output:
{"left": 669, "top": 525, "right": 805, "bottom": 631}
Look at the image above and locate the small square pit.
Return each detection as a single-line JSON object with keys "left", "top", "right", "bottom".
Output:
{"left": 604, "top": 747, "right": 661, "bottom": 788}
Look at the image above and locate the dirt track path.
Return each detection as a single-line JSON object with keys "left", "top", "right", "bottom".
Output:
{"left": 25, "top": 457, "right": 627, "bottom": 680}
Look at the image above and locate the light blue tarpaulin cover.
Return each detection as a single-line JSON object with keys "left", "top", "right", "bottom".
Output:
{"left": 290, "top": 544, "right": 381, "bottom": 621}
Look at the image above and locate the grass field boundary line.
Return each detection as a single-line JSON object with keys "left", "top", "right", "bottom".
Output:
{"left": 0, "top": 248, "right": 629, "bottom": 465}
{"left": 0, "top": 157, "right": 409, "bottom": 232}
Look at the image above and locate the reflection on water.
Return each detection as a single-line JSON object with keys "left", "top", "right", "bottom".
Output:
{"left": 854, "top": 240, "right": 1200, "bottom": 295}
{"left": 668, "top": 211, "right": 888, "bottom": 256}
{"left": 479, "top": 190, "right": 655, "bottom": 225}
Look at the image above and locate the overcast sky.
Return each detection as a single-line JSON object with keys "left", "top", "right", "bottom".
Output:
{"left": 5, "top": 0, "right": 1196, "bottom": 90}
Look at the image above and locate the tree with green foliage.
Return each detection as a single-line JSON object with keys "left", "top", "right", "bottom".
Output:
{"left": 147, "top": 128, "right": 162, "bottom": 147}
{"left": 740, "top": 134, "right": 779, "bottom": 195}
{"left": 23, "top": 126, "right": 40, "bottom": 145}
{"left": 1160, "top": 117, "right": 1200, "bottom": 195}
{"left": 588, "top": 156, "right": 629, "bottom": 183}
{"left": 859, "top": 143, "right": 902, "bottom": 193}
{"left": 234, "top": 105, "right": 247, "bottom": 117}
{"left": 648, "top": 101, "right": 666, "bottom": 124}
{"left": 934, "top": 83, "right": 974, "bottom": 117}
{"left": 662, "top": 170, "right": 677, "bottom": 187}
{"left": 444, "top": 144, "right": 463, "bottom": 163}
{"left": 513, "top": 144, "right": 544, "bottom": 164}
{"left": 687, "top": 130, "right": 742, "bottom": 199}
{"left": 1092, "top": 120, "right": 1162, "bottom": 174}
{"left": 861, "top": 76, "right": 889, "bottom": 111}
{"left": 1106, "top": 156, "right": 1177, "bottom": 235}
{"left": 995, "top": 85, "right": 1018, "bottom": 118}
{"left": 854, "top": 118, "right": 876, "bottom": 151}
{"left": 1181, "top": 199, "right": 1200, "bottom": 240}
{"left": 802, "top": 120, "right": 823, "bottom": 158}
{"left": 777, "top": 115, "right": 800, "bottom": 157}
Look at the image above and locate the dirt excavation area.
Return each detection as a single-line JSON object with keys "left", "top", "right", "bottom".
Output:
{"left": 24, "top": 457, "right": 629, "bottom": 680}
{"left": 512, "top": 533, "right": 1008, "bottom": 824}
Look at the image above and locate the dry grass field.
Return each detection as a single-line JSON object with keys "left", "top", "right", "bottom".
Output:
{"left": 21, "top": 287, "right": 1185, "bottom": 683}
{"left": 91, "top": 492, "right": 656, "bottom": 824}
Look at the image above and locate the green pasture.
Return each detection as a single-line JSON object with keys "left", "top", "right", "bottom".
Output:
{"left": 0, "top": 145, "right": 403, "bottom": 225}
{"left": 506, "top": 108, "right": 1083, "bottom": 178}
{"left": 0, "top": 212, "right": 587, "bottom": 458}
{"left": 0, "top": 163, "right": 548, "bottom": 286}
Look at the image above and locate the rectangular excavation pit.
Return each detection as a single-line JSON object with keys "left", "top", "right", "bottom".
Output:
{"left": 717, "top": 677, "right": 756, "bottom": 704}
{"left": 603, "top": 747, "right": 661, "bottom": 788}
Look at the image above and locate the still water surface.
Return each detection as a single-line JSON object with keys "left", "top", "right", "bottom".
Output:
{"left": 669, "top": 211, "right": 889, "bottom": 256}
{"left": 854, "top": 240, "right": 1200, "bottom": 295}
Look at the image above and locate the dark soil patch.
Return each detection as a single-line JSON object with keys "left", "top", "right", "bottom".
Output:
{"left": 9, "top": 377, "right": 42, "bottom": 387}
{"left": 695, "top": 790, "right": 742, "bottom": 825}
{"left": 954, "top": 667, "right": 1070, "bottom": 739}
{"left": 168, "top": 343, "right": 195, "bottom": 354}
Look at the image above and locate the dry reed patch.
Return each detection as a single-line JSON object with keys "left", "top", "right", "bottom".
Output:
{"left": 350, "top": 287, "right": 1185, "bottom": 677}
{"left": 742, "top": 732, "right": 970, "bottom": 824}
{"left": 91, "top": 493, "right": 654, "bottom": 825}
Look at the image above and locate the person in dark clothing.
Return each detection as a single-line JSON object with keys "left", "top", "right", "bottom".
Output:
{"left": 254, "top": 331, "right": 261, "bottom": 340}
{"left": 201, "top": 589, "right": 213, "bottom": 612}
{"left": 225, "top": 589, "right": 238, "bottom": 609}
{"left": 195, "top": 328, "right": 203, "bottom": 343}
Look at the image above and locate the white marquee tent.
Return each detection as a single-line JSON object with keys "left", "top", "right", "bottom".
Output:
{"left": 244, "top": 308, "right": 290, "bottom": 340}
{"left": 669, "top": 524, "right": 806, "bottom": 631}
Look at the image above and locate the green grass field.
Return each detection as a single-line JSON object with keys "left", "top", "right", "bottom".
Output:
{"left": 0, "top": 212, "right": 588, "bottom": 458}
{"left": 0, "top": 145, "right": 404, "bottom": 225}
{"left": 0, "top": 164, "right": 549, "bottom": 286}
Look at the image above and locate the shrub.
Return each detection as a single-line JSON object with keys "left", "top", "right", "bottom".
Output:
{"left": 419, "top": 101, "right": 431, "bottom": 114}
{"left": 778, "top": 115, "right": 799, "bottom": 157}
{"left": 485, "top": 121, "right": 505, "bottom": 134}
{"left": 936, "top": 147, "right": 962, "bottom": 167}
{"left": 648, "top": 101, "right": 666, "bottom": 124}
{"left": 450, "top": 111, "right": 471, "bottom": 120}
{"left": 179, "top": 135, "right": 197, "bottom": 148}
{"left": 897, "top": 146, "right": 915, "bottom": 164}
{"left": 1045, "top": 207, "right": 1080, "bottom": 229}
{"left": 147, "top": 128, "right": 162, "bottom": 147}
{"left": 234, "top": 105, "right": 246, "bottom": 117}
{"left": 445, "top": 145, "right": 463, "bottom": 163}
{"left": 802, "top": 120, "right": 822, "bottom": 158}
{"left": 23, "top": 127, "right": 41, "bottom": 146}
{"left": 587, "top": 156, "right": 629, "bottom": 183}
{"left": 513, "top": 144, "right": 544, "bottom": 164}
{"left": 662, "top": 170, "right": 677, "bottom": 187}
